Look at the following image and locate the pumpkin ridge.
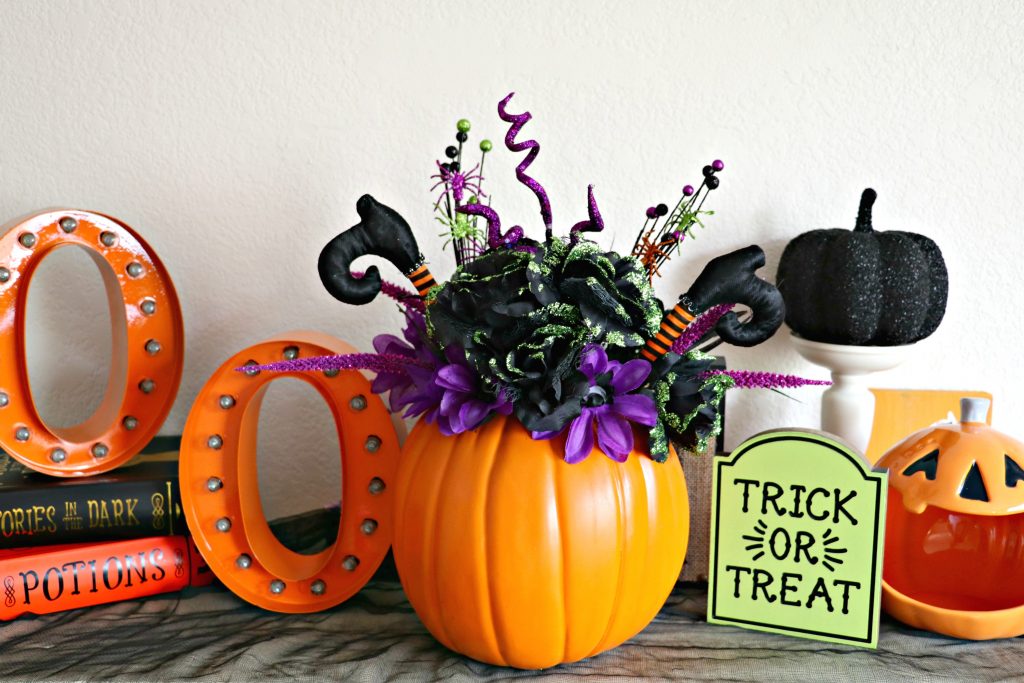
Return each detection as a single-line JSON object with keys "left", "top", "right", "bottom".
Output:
{"left": 551, "top": 440, "right": 570, "bottom": 664}
{"left": 471, "top": 418, "right": 506, "bottom": 665}
{"left": 777, "top": 231, "right": 831, "bottom": 341}
{"left": 644, "top": 448, "right": 683, "bottom": 636}
{"left": 827, "top": 231, "right": 883, "bottom": 343}
{"left": 397, "top": 424, "right": 434, "bottom": 509}
{"left": 610, "top": 444, "right": 653, "bottom": 648}
{"left": 590, "top": 452, "right": 629, "bottom": 655}
{"left": 423, "top": 422, "right": 462, "bottom": 651}
{"left": 636, "top": 453, "right": 659, "bottom": 623}
{"left": 670, "top": 447, "right": 690, "bottom": 568}
{"left": 439, "top": 420, "right": 499, "bottom": 661}
{"left": 896, "top": 231, "right": 948, "bottom": 341}
{"left": 483, "top": 414, "right": 514, "bottom": 666}
{"left": 875, "top": 233, "right": 930, "bottom": 344}
{"left": 394, "top": 423, "right": 438, "bottom": 624}
{"left": 806, "top": 232, "right": 835, "bottom": 342}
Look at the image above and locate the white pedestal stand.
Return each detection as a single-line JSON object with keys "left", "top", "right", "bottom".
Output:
{"left": 790, "top": 334, "right": 916, "bottom": 454}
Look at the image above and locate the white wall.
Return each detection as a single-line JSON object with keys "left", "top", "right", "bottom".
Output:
{"left": 3, "top": 1, "right": 1022, "bottom": 515}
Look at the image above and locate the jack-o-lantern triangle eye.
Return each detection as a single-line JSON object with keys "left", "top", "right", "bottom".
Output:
{"left": 960, "top": 462, "right": 989, "bottom": 501}
{"left": 903, "top": 449, "right": 939, "bottom": 480}
{"left": 1005, "top": 455, "right": 1024, "bottom": 488}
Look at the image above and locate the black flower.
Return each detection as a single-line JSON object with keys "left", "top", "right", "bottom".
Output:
{"left": 428, "top": 250, "right": 535, "bottom": 346}
{"left": 648, "top": 351, "right": 725, "bottom": 452}
{"left": 426, "top": 239, "right": 664, "bottom": 437}
{"left": 530, "top": 240, "right": 662, "bottom": 348}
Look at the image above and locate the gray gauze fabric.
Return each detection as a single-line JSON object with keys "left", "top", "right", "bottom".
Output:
{"left": 0, "top": 581, "right": 1019, "bottom": 682}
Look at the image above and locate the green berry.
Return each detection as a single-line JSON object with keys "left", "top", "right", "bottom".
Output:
{"left": 456, "top": 118, "right": 471, "bottom": 133}
{"left": 479, "top": 139, "right": 493, "bottom": 152}
{"left": 468, "top": 195, "right": 479, "bottom": 204}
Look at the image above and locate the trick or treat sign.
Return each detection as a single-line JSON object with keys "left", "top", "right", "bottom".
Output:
{"left": 708, "top": 430, "right": 887, "bottom": 648}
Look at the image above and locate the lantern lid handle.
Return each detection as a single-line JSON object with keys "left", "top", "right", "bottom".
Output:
{"left": 960, "top": 397, "right": 990, "bottom": 424}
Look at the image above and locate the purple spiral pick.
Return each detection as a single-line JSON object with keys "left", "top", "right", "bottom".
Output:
{"left": 497, "top": 92, "right": 553, "bottom": 240}
{"left": 457, "top": 202, "right": 523, "bottom": 249}
{"left": 569, "top": 185, "right": 605, "bottom": 245}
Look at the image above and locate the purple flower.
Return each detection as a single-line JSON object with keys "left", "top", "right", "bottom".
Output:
{"left": 432, "top": 347, "right": 513, "bottom": 435}
{"left": 370, "top": 309, "right": 511, "bottom": 434}
{"left": 535, "top": 344, "right": 658, "bottom": 464}
{"left": 370, "top": 309, "right": 437, "bottom": 415}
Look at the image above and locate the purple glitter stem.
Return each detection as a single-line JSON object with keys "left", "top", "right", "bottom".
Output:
{"left": 498, "top": 92, "right": 553, "bottom": 240}
{"left": 351, "top": 270, "right": 425, "bottom": 311}
{"left": 672, "top": 304, "right": 734, "bottom": 354}
{"left": 701, "top": 370, "right": 831, "bottom": 389}
{"left": 456, "top": 202, "right": 524, "bottom": 249}
{"left": 569, "top": 185, "right": 604, "bottom": 244}
{"left": 236, "top": 352, "right": 431, "bottom": 375}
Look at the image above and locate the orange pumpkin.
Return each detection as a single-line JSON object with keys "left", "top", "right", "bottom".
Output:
{"left": 877, "top": 397, "right": 1024, "bottom": 639}
{"left": 392, "top": 414, "right": 689, "bottom": 669}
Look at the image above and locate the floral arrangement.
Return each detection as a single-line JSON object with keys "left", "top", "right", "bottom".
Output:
{"left": 256, "top": 93, "right": 827, "bottom": 462}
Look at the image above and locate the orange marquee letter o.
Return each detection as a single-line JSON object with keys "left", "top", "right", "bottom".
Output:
{"left": 0, "top": 209, "right": 184, "bottom": 476}
{"left": 180, "top": 332, "right": 400, "bottom": 613}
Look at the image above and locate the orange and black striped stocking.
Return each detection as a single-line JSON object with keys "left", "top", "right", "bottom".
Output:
{"left": 641, "top": 301, "right": 696, "bottom": 361}
{"left": 407, "top": 264, "right": 438, "bottom": 298}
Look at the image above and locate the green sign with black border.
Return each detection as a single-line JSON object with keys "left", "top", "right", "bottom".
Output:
{"left": 707, "top": 430, "right": 887, "bottom": 648}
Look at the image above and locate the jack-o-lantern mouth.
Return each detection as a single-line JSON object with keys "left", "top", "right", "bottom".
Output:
{"left": 884, "top": 488, "right": 1024, "bottom": 613}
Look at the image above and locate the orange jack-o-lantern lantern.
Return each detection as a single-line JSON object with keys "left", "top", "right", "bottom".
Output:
{"left": 392, "top": 414, "right": 689, "bottom": 669}
{"left": 878, "top": 397, "right": 1024, "bottom": 639}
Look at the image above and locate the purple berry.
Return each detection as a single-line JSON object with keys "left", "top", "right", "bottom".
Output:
{"left": 646, "top": 206, "right": 658, "bottom": 219}
{"left": 683, "top": 185, "right": 695, "bottom": 197}
{"left": 712, "top": 159, "right": 725, "bottom": 172}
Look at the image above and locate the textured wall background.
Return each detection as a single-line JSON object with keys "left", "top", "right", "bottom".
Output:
{"left": 2, "top": 1, "right": 1021, "bottom": 515}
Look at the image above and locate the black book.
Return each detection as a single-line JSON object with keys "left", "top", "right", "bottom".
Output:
{"left": 0, "top": 436, "right": 184, "bottom": 548}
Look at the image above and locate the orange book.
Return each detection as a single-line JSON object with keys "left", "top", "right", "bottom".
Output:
{"left": 0, "top": 536, "right": 212, "bottom": 620}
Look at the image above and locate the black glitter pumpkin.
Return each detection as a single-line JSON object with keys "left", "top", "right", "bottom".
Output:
{"left": 776, "top": 189, "right": 948, "bottom": 346}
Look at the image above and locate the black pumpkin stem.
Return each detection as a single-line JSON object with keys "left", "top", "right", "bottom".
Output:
{"left": 855, "top": 188, "right": 877, "bottom": 233}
